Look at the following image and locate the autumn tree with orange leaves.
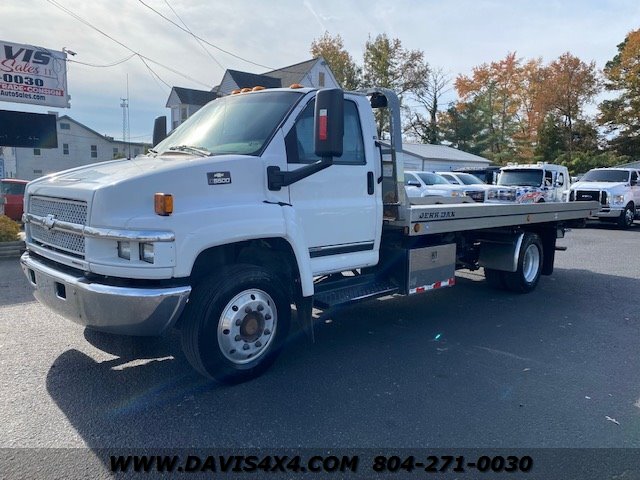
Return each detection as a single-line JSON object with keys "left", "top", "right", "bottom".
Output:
{"left": 448, "top": 52, "right": 599, "bottom": 164}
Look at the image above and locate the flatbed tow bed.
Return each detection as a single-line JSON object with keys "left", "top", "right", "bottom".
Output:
{"left": 397, "top": 200, "right": 600, "bottom": 235}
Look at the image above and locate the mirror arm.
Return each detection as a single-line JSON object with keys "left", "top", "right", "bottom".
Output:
{"left": 267, "top": 158, "right": 333, "bottom": 191}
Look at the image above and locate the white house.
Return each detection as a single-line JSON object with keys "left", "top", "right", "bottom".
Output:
{"left": 401, "top": 143, "right": 492, "bottom": 171}
{"left": 166, "top": 57, "right": 339, "bottom": 130}
{"left": 3, "top": 114, "right": 150, "bottom": 181}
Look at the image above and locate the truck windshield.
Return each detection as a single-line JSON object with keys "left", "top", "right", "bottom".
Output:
{"left": 417, "top": 172, "right": 450, "bottom": 185}
{"left": 456, "top": 173, "right": 485, "bottom": 185}
{"left": 498, "top": 169, "right": 543, "bottom": 187}
{"left": 0, "top": 182, "right": 26, "bottom": 195}
{"left": 581, "top": 169, "right": 630, "bottom": 183}
{"left": 154, "top": 91, "right": 303, "bottom": 156}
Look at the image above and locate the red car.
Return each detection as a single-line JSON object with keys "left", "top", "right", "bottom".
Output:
{"left": 0, "top": 179, "right": 28, "bottom": 222}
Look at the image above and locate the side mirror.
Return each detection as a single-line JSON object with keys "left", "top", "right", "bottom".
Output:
{"left": 152, "top": 116, "right": 167, "bottom": 147}
{"left": 406, "top": 180, "right": 421, "bottom": 187}
{"left": 314, "top": 88, "right": 343, "bottom": 158}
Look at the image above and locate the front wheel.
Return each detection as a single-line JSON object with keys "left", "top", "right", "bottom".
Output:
{"left": 180, "top": 264, "right": 291, "bottom": 383}
{"left": 617, "top": 204, "right": 635, "bottom": 229}
{"left": 502, "top": 233, "right": 544, "bottom": 293}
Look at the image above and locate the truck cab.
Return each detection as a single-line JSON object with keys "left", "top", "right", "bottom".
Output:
{"left": 490, "top": 163, "right": 570, "bottom": 203}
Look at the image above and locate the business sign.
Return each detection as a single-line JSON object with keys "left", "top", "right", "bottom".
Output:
{"left": 0, "top": 110, "right": 58, "bottom": 148}
{"left": 0, "top": 40, "right": 69, "bottom": 108}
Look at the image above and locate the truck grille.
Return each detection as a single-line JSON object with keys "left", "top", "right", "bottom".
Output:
{"left": 575, "top": 190, "right": 607, "bottom": 205}
{"left": 28, "top": 196, "right": 88, "bottom": 256}
{"left": 467, "top": 191, "right": 485, "bottom": 202}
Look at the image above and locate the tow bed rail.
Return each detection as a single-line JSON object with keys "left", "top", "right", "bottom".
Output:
{"left": 388, "top": 201, "right": 600, "bottom": 235}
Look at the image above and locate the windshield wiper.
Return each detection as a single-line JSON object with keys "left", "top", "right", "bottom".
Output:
{"left": 167, "top": 145, "right": 212, "bottom": 156}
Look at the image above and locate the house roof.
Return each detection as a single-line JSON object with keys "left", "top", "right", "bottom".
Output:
{"left": 616, "top": 160, "right": 640, "bottom": 169}
{"left": 58, "top": 115, "right": 149, "bottom": 147}
{"left": 402, "top": 143, "right": 491, "bottom": 164}
{"left": 264, "top": 58, "right": 319, "bottom": 88}
{"left": 172, "top": 86, "right": 218, "bottom": 106}
{"left": 226, "top": 69, "right": 282, "bottom": 89}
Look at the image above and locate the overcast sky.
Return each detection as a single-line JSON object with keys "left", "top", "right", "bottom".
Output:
{"left": 2, "top": 0, "right": 639, "bottom": 142}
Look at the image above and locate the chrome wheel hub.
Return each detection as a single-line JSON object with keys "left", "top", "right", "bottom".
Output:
{"left": 218, "top": 289, "right": 277, "bottom": 365}
{"left": 522, "top": 244, "right": 541, "bottom": 283}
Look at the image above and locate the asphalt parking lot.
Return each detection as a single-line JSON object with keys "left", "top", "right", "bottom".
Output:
{"left": 1, "top": 222, "right": 639, "bottom": 477}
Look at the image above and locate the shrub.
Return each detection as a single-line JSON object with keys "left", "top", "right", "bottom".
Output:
{"left": 0, "top": 215, "right": 20, "bottom": 242}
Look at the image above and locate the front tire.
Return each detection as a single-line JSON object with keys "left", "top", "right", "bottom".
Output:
{"left": 502, "top": 233, "right": 544, "bottom": 293}
{"left": 617, "top": 204, "right": 635, "bottom": 229}
{"left": 180, "top": 264, "right": 291, "bottom": 383}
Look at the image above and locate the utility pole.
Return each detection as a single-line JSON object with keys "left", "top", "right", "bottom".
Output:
{"left": 120, "top": 97, "right": 129, "bottom": 158}
{"left": 120, "top": 75, "right": 131, "bottom": 159}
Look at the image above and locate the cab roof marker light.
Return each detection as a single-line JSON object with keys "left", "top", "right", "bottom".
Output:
{"left": 252, "top": 86, "right": 266, "bottom": 91}
{"left": 240, "top": 88, "right": 252, "bottom": 93}
{"left": 289, "top": 83, "right": 304, "bottom": 89}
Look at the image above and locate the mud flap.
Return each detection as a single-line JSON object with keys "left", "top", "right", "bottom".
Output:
{"left": 295, "top": 295, "right": 315, "bottom": 343}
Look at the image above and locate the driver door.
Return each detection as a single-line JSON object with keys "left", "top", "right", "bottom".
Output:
{"left": 284, "top": 98, "right": 380, "bottom": 274}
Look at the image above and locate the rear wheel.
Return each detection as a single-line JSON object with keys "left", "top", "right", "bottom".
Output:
{"left": 617, "top": 204, "right": 635, "bottom": 229}
{"left": 180, "top": 264, "right": 291, "bottom": 383}
{"left": 503, "top": 233, "right": 544, "bottom": 293}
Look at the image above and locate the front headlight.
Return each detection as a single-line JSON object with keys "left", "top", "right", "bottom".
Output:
{"left": 140, "top": 242, "right": 155, "bottom": 263}
{"left": 613, "top": 194, "right": 625, "bottom": 205}
{"left": 117, "top": 241, "right": 131, "bottom": 260}
{"left": 450, "top": 191, "right": 462, "bottom": 197}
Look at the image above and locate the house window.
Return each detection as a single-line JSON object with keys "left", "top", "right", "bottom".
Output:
{"left": 134, "top": 148, "right": 140, "bottom": 156}
{"left": 33, "top": 169, "right": 42, "bottom": 174}
{"left": 60, "top": 123, "right": 70, "bottom": 130}
{"left": 113, "top": 147, "right": 119, "bottom": 157}
{"left": 318, "top": 72, "right": 325, "bottom": 87}
{"left": 33, "top": 148, "right": 41, "bottom": 156}
{"left": 63, "top": 143, "right": 69, "bottom": 155}
{"left": 91, "top": 145, "right": 97, "bottom": 158}
{"left": 181, "top": 107, "right": 188, "bottom": 121}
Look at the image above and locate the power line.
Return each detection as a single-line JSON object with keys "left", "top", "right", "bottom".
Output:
{"left": 67, "top": 54, "right": 136, "bottom": 68}
{"left": 163, "top": 0, "right": 225, "bottom": 72}
{"left": 45, "top": 0, "right": 211, "bottom": 89}
{"left": 137, "top": 0, "right": 273, "bottom": 70}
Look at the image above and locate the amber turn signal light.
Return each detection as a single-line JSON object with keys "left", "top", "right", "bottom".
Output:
{"left": 154, "top": 193, "right": 173, "bottom": 216}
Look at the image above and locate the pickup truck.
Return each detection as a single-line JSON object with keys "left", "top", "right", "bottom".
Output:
{"left": 404, "top": 171, "right": 484, "bottom": 202}
{"left": 568, "top": 167, "right": 640, "bottom": 228}
{"left": 20, "top": 86, "right": 597, "bottom": 383}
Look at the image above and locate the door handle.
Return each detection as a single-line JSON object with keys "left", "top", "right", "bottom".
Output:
{"left": 367, "top": 171, "right": 374, "bottom": 195}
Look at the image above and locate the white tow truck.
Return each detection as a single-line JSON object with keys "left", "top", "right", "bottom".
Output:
{"left": 20, "top": 87, "right": 598, "bottom": 383}
{"left": 489, "top": 163, "right": 571, "bottom": 203}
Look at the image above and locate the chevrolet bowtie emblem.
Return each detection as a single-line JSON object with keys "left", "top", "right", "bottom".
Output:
{"left": 42, "top": 214, "right": 56, "bottom": 230}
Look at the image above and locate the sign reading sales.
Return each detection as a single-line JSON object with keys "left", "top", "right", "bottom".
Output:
{"left": 0, "top": 40, "right": 70, "bottom": 108}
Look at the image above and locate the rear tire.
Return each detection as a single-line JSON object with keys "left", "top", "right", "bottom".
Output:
{"left": 180, "top": 264, "right": 291, "bottom": 383}
{"left": 503, "top": 233, "right": 544, "bottom": 293}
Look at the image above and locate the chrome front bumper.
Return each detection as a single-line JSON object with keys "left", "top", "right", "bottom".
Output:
{"left": 592, "top": 207, "right": 623, "bottom": 219}
{"left": 20, "top": 252, "right": 191, "bottom": 336}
